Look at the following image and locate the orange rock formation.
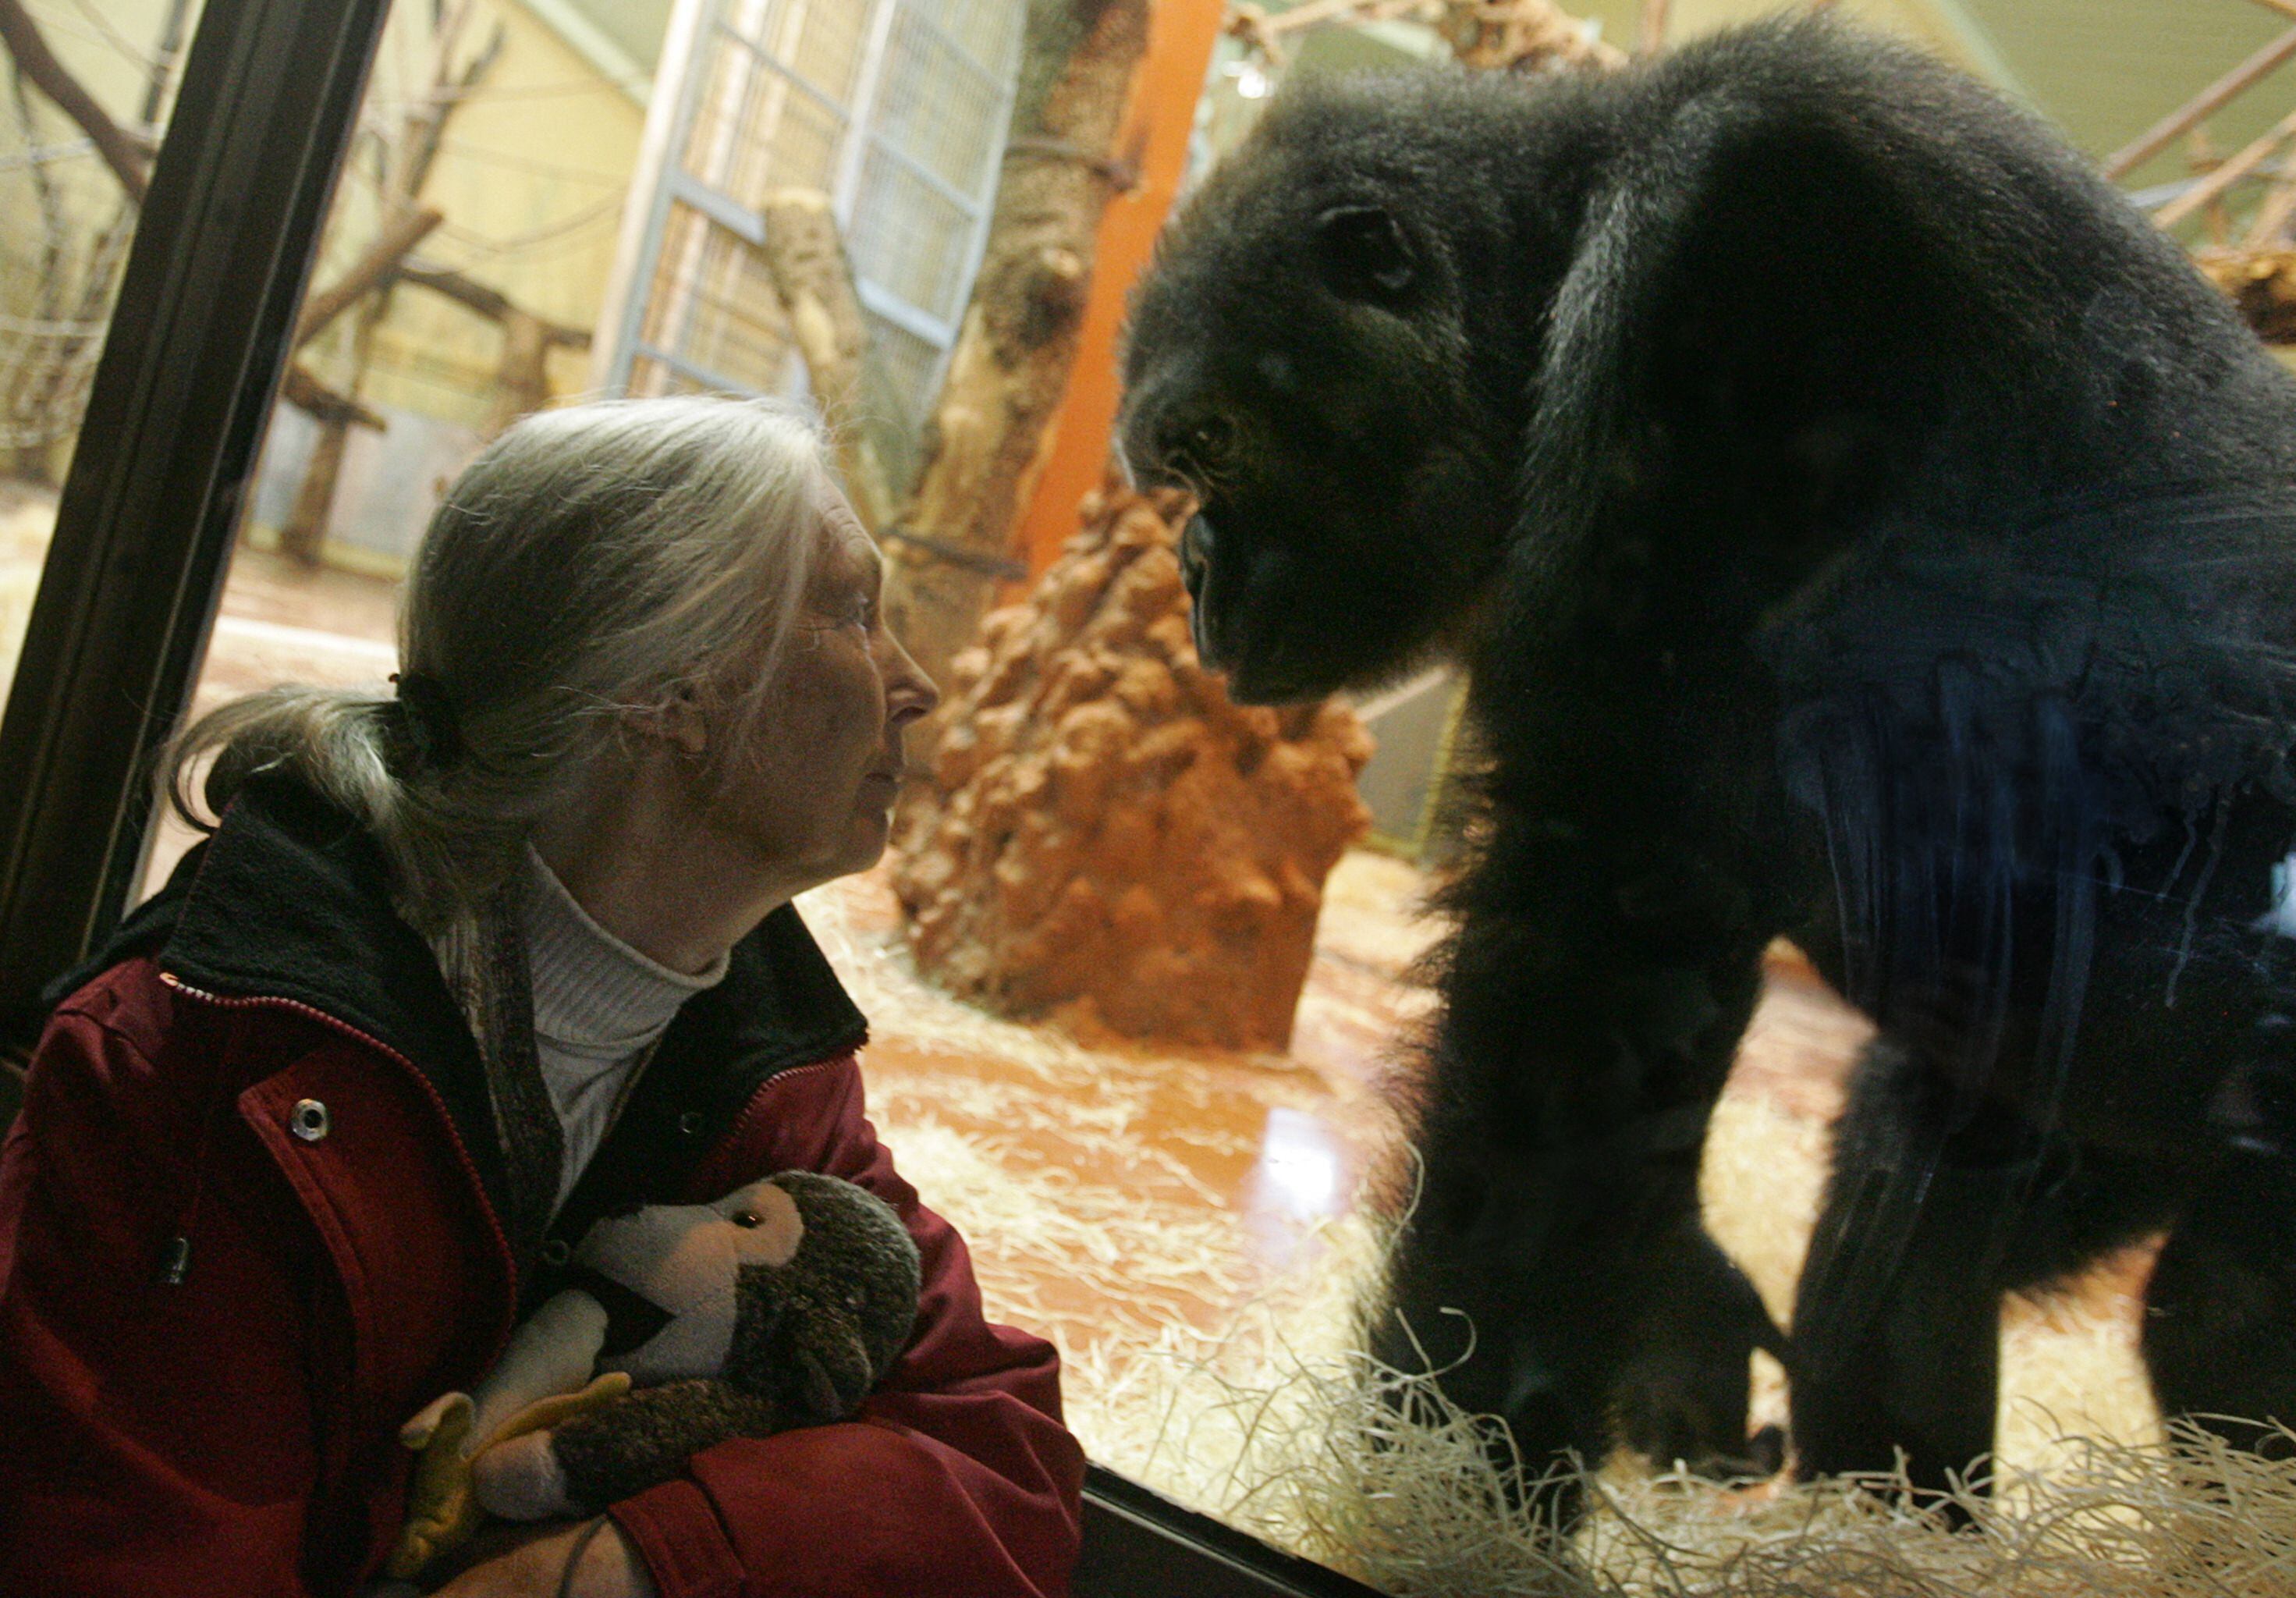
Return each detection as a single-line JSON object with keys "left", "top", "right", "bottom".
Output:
{"left": 892, "top": 485, "right": 1374, "bottom": 1049}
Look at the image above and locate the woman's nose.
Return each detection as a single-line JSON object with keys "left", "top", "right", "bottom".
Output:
{"left": 882, "top": 628, "right": 939, "bottom": 725}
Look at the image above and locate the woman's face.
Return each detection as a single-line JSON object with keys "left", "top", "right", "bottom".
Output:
{"left": 704, "top": 481, "right": 938, "bottom": 886}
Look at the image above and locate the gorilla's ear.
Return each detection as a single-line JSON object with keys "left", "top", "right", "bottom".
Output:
{"left": 1314, "top": 204, "right": 1415, "bottom": 300}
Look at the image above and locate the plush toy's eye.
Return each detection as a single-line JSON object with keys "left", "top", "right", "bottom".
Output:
{"left": 733, "top": 1211, "right": 763, "bottom": 1228}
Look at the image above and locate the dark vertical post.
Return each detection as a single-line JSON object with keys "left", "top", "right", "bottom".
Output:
{"left": 0, "top": 0, "right": 391, "bottom": 1027}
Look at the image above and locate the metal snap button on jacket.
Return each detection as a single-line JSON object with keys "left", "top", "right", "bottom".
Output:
{"left": 289, "top": 1099, "right": 331, "bottom": 1142}
{"left": 540, "top": 1238, "right": 571, "bottom": 1268}
{"left": 678, "top": 1110, "right": 704, "bottom": 1136}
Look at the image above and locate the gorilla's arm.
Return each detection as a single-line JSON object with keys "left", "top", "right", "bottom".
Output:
{"left": 1375, "top": 623, "right": 1790, "bottom": 1493}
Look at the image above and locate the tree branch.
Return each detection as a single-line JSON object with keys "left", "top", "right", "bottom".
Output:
{"left": 1638, "top": 0, "right": 1670, "bottom": 54}
{"left": 879, "top": 0, "right": 1155, "bottom": 687}
{"left": 2104, "top": 24, "right": 2296, "bottom": 181}
{"left": 390, "top": 261, "right": 590, "bottom": 346}
{"left": 280, "top": 365, "right": 385, "bottom": 430}
{"left": 0, "top": 0, "right": 149, "bottom": 201}
{"left": 2199, "top": 245, "right": 2296, "bottom": 341}
{"left": 757, "top": 188, "right": 895, "bottom": 532}
{"left": 2155, "top": 105, "right": 2296, "bottom": 230}
{"left": 293, "top": 207, "right": 445, "bottom": 349}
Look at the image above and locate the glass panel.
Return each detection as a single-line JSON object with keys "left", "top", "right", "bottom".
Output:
{"left": 0, "top": 0, "right": 206, "bottom": 708}
{"left": 638, "top": 201, "right": 797, "bottom": 392}
{"left": 846, "top": 149, "right": 974, "bottom": 321}
{"left": 910, "top": 0, "right": 1020, "bottom": 70}
{"left": 871, "top": 11, "right": 1003, "bottom": 193}
{"left": 41, "top": 2, "right": 2296, "bottom": 1591}
{"left": 858, "top": 305, "right": 936, "bottom": 440}
{"left": 625, "top": 350, "right": 714, "bottom": 397}
{"left": 681, "top": 27, "right": 846, "bottom": 205}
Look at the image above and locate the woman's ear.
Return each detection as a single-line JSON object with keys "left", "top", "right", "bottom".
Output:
{"left": 633, "top": 684, "right": 710, "bottom": 761}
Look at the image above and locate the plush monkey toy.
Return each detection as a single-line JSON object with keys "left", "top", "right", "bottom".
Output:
{"left": 386, "top": 1171, "right": 921, "bottom": 1582}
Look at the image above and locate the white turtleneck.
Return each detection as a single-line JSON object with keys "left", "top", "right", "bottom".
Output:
{"left": 517, "top": 844, "right": 729, "bottom": 1211}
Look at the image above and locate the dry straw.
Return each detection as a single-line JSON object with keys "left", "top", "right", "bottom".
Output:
{"left": 800, "top": 875, "right": 2296, "bottom": 1597}
{"left": 1081, "top": 1239, "right": 2296, "bottom": 1598}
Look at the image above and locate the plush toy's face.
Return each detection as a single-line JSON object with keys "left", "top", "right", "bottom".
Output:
{"left": 730, "top": 1170, "right": 923, "bottom": 1425}
{"left": 580, "top": 1178, "right": 807, "bottom": 1384}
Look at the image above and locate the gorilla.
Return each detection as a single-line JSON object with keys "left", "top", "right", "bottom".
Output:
{"left": 1120, "top": 15, "right": 2296, "bottom": 1510}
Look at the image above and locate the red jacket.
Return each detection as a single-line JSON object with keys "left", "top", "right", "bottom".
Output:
{"left": 0, "top": 780, "right": 1084, "bottom": 1596}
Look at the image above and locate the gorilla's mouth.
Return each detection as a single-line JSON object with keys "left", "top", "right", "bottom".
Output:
{"left": 1180, "top": 507, "right": 1331, "bottom": 705}
{"left": 1177, "top": 511, "right": 1218, "bottom": 662}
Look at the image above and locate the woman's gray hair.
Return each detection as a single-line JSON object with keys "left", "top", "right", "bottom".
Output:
{"left": 166, "top": 395, "right": 835, "bottom": 930}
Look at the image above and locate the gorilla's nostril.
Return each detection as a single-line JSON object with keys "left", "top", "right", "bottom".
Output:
{"left": 1189, "top": 414, "right": 1237, "bottom": 462}
{"left": 1155, "top": 410, "right": 1237, "bottom": 486}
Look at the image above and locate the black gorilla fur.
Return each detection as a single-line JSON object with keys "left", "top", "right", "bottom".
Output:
{"left": 1121, "top": 16, "right": 2296, "bottom": 1508}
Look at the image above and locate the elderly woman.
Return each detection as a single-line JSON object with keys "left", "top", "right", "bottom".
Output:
{"left": 0, "top": 398, "right": 1084, "bottom": 1596}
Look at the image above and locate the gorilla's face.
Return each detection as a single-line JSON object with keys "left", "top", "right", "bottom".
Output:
{"left": 1120, "top": 101, "right": 1527, "bottom": 705}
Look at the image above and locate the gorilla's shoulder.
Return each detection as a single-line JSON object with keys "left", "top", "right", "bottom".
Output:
{"left": 1238, "top": 14, "right": 2031, "bottom": 169}
{"left": 1648, "top": 12, "right": 1953, "bottom": 91}
{"left": 1635, "top": 15, "right": 2060, "bottom": 161}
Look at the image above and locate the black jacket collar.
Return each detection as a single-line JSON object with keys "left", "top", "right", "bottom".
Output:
{"left": 73, "top": 777, "right": 868, "bottom": 1273}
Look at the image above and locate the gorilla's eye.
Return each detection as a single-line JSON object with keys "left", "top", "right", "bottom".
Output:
{"left": 1188, "top": 415, "right": 1236, "bottom": 468}
{"left": 733, "top": 1211, "right": 763, "bottom": 1228}
{"left": 1314, "top": 204, "right": 1415, "bottom": 301}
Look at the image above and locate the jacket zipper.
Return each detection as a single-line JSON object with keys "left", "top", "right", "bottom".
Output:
{"left": 708, "top": 1051, "right": 857, "bottom": 1173}
{"left": 156, "top": 971, "right": 520, "bottom": 1314}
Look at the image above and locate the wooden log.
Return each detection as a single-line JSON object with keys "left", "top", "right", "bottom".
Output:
{"left": 2248, "top": 172, "right": 2296, "bottom": 247}
{"left": 483, "top": 310, "right": 552, "bottom": 438}
{"left": 279, "top": 364, "right": 385, "bottom": 431}
{"left": 2155, "top": 105, "right": 2296, "bottom": 230}
{"left": 879, "top": 0, "right": 1155, "bottom": 691}
{"left": 2104, "top": 25, "right": 2296, "bottom": 181}
{"left": 0, "top": 0, "right": 150, "bottom": 201}
{"left": 1638, "top": 0, "right": 1670, "bottom": 53}
{"left": 392, "top": 262, "right": 590, "bottom": 347}
{"left": 274, "top": 366, "right": 381, "bottom": 572}
{"left": 758, "top": 188, "right": 895, "bottom": 532}
{"left": 278, "top": 418, "right": 350, "bottom": 565}
{"left": 294, "top": 207, "right": 445, "bottom": 349}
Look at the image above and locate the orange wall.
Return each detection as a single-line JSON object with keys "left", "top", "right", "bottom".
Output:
{"left": 1011, "top": 0, "right": 1226, "bottom": 580}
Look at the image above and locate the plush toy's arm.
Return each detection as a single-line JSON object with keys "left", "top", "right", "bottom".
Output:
{"left": 546, "top": 1379, "right": 782, "bottom": 1514}
{"left": 387, "top": 1289, "right": 616, "bottom": 1579}
{"left": 467, "top": 1288, "right": 612, "bottom": 1441}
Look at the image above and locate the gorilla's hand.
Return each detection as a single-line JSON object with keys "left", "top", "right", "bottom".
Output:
{"left": 1613, "top": 1228, "right": 1786, "bottom": 1481}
